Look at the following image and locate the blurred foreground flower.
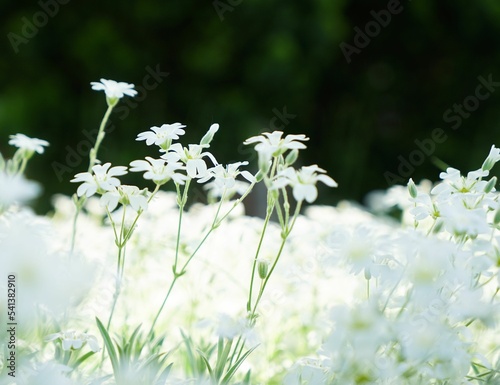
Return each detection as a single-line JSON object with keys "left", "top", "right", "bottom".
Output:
{"left": 8, "top": 133, "right": 49, "bottom": 155}
{"left": 46, "top": 331, "right": 100, "bottom": 352}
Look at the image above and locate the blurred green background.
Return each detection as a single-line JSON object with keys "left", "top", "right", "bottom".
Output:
{"left": 2, "top": 0, "right": 500, "bottom": 214}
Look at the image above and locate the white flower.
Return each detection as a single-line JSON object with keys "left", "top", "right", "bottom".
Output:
{"left": 46, "top": 331, "right": 100, "bottom": 352}
{"left": 168, "top": 143, "right": 218, "bottom": 179}
{"left": 432, "top": 167, "right": 489, "bottom": 196}
{"left": 0, "top": 171, "right": 41, "bottom": 208}
{"left": 71, "top": 163, "right": 128, "bottom": 197}
{"left": 90, "top": 78, "right": 137, "bottom": 99}
{"left": 9, "top": 133, "right": 49, "bottom": 154}
{"left": 101, "top": 185, "right": 149, "bottom": 212}
{"left": 198, "top": 161, "right": 255, "bottom": 188}
{"left": 136, "top": 123, "right": 186, "bottom": 150}
{"left": 482, "top": 145, "right": 500, "bottom": 171}
{"left": 273, "top": 165, "right": 337, "bottom": 203}
{"left": 244, "top": 131, "right": 309, "bottom": 157}
{"left": 129, "top": 155, "right": 187, "bottom": 185}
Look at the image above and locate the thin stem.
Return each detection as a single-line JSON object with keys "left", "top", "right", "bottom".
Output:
{"left": 106, "top": 206, "right": 127, "bottom": 330}
{"left": 250, "top": 200, "right": 302, "bottom": 319}
{"left": 88, "top": 104, "right": 115, "bottom": 172}
{"left": 247, "top": 201, "right": 274, "bottom": 313}
{"left": 70, "top": 104, "right": 115, "bottom": 254}
{"left": 148, "top": 190, "right": 226, "bottom": 339}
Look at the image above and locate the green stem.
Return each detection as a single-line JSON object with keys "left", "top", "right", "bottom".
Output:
{"left": 70, "top": 104, "right": 115, "bottom": 254}
{"left": 250, "top": 200, "right": 302, "bottom": 320}
{"left": 246, "top": 201, "right": 274, "bottom": 313}
{"left": 173, "top": 180, "right": 191, "bottom": 272}
{"left": 147, "top": 189, "right": 237, "bottom": 340}
{"left": 106, "top": 206, "right": 127, "bottom": 330}
{"left": 88, "top": 104, "right": 115, "bottom": 173}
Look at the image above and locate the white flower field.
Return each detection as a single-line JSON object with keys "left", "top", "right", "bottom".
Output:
{"left": 0, "top": 79, "right": 499, "bottom": 385}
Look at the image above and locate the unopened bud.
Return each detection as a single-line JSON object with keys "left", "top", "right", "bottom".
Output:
{"left": 407, "top": 178, "right": 418, "bottom": 199}
{"left": 494, "top": 208, "right": 500, "bottom": 226}
{"left": 285, "top": 149, "right": 299, "bottom": 166}
{"left": 200, "top": 123, "right": 219, "bottom": 146}
{"left": 484, "top": 176, "right": 497, "bottom": 193}
{"left": 258, "top": 260, "right": 270, "bottom": 279}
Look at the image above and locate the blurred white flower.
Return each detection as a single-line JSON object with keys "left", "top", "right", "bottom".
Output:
{"left": 273, "top": 165, "right": 337, "bottom": 203}
{"left": 18, "top": 362, "right": 76, "bottom": 385}
{"left": 46, "top": 330, "right": 100, "bottom": 352}
{"left": 9, "top": 133, "right": 49, "bottom": 154}
{"left": 0, "top": 171, "right": 41, "bottom": 208}
{"left": 136, "top": 123, "right": 186, "bottom": 150}
{"left": 129, "top": 155, "right": 187, "bottom": 185}
{"left": 71, "top": 163, "right": 127, "bottom": 197}
{"left": 90, "top": 78, "right": 137, "bottom": 99}
{"left": 101, "top": 185, "right": 148, "bottom": 212}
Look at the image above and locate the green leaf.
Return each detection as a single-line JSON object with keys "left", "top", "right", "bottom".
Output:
{"left": 96, "top": 317, "right": 121, "bottom": 382}
{"left": 221, "top": 345, "right": 258, "bottom": 384}
{"left": 72, "top": 350, "right": 96, "bottom": 369}
{"left": 214, "top": 338, "right": 233, "bottom": 381}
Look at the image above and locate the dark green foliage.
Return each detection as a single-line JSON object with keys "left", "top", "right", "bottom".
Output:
{"left": 2, "top": 1, "right": 500, "bottom": 213}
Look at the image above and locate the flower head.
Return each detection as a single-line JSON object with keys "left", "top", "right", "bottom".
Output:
{"left": 46, "top": 331, "right": 100, "bottom": 352}
{"left": 71, "top": 163, "right": 127, "bottom": 197}
{"left": 101, "top": 185, "right": 149, "bottom": 212}
{"left": 168, "top": 143, "right": 217, "bottom": 179}
{"left": 9, "top": 133, "right": 49, "bottom": 154}
{"left": 129, "top": 155, "right": 187, "bottom": 185}
{"left": 0, "top": 171, "right": 41, "bottom": 209}
{"left": 482, "top": 145, "right": 500, "bottom": 171}
{"left": 273, "top": 164, "right": 337, "bottom": 203}
{"left": 90, "top": 78, "right": 137, "bottom": 106}
{"left": 136, "top": 123, "right": 186, "bottom": 151}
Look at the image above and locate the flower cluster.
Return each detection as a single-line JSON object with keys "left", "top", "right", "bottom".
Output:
{"left": 46, "top": 331, "right": 100, "bottom": 352}
{"left": 286, "top": 146, "right": 500, "bottom": 384}
{"left": 0, "top": 133, "right": 48, "bottom": 211}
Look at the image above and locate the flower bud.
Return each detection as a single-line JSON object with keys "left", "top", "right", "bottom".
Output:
{"left": 258, "top": 260, "right": 270, "bottom": 279}
{"left": 484, "top": 176, "right": 497, "bottom": 193}
{"left": 407, "top": 178, "right": 418, "bottom": 199}
{"left": 200, "top": 123, "right": 219, "bottom": 146}
{"left": 482, "top": 158, "right": 495, "bottom": 172}
{"left": 285, "top": 149, "right": 299, "bottom": 166}
{"left": 494, "top": 208, "right": 500, "bottom": 226}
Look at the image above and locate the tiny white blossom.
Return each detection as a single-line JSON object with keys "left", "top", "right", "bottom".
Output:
{"left": 168, "top": 143, "right": 217, "bottom": 179}
{"left": 273, "top": 165, "right": 337, "bottom": 203}
{"left": 136, "top": 123, "right": 186, "bottom": 150}
{"left": 9, "top": 133, "right": 49, "bottom": 154}
{"left": 90, "top": 78, "right": 137, "bottom": 99}
{"left": 244, "top": 131, "right": 309, "bottom": 157}
{"left": 129, "top": 155, "right": 187, "bottom": 185}
{"left": 71, "top": 163, "right": 127, "bottom": 197}
{"left": 482, "top": 145, "right": 500, "bottom": 171}
{"left": 101, "top": 185, "right": 149, "bottom": 212}
{"left": 0, "top": 171, "right": 41, "bottom": 208}
{"left": 46, "top": 331, "right": 100, "bottom": 352}
{"left": 198, "top": 161, "right": 255, "bottom": 188}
